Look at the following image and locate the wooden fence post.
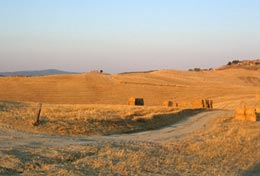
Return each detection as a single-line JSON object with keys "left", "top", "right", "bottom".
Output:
{"left": 34, "top": 103, "right": 42, "bottom": 126}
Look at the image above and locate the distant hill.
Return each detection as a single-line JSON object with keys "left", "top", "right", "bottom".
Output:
{"left": 118, "top": 70, "right": 157, "bottom": 75}
{"left": 0, "top": 69, "right": 79, "bottom": 77}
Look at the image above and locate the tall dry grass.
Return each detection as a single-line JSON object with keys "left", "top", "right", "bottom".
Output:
{"left": 0, "top": 101, "right": 202, "bottom": 136}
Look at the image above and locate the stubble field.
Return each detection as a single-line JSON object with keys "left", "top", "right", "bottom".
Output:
{"left": 0, "top": 68, "right": 260, "bottom": 175}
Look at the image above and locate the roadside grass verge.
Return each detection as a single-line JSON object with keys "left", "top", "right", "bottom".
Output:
{"left": 0, "top": 101, "right": 203, "bottom": 136}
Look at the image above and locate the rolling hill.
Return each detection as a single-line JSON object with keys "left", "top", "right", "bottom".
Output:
{"left": 0, "top": 66, "right": 260, "bottom": 109}
{"left": 1, "top": 63, "right": 260, "bottom": 175}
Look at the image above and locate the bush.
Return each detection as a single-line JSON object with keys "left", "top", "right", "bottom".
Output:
{"left": 188, "top": 68, "right": 204, "bottom": 71}
{"left": 194, "top": 68, "right": 201, "bottom": 71}
{"left": 232, "top": 60, "right": 240, "bottom": 64}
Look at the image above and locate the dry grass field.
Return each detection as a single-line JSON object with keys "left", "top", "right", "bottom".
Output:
{"left": 0, "top": 101, "right": 203, "bottom": 136}
{"left": 0, "top": 67, "right": 260, "bottom": 175}
{"left": 0, "top": 68, "right": 260, "bottom": 108}
{"left": 0, "top": 104, "right": 259, "bottom": 175}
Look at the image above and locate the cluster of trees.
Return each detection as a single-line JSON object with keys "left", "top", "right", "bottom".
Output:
{"left": 227, "top": 60, "right": 240, "bottom": 65}
{"left": 188, "top": 68, "right": 213, "bottom": 72}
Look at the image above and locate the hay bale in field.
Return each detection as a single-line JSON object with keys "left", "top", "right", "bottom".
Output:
{"left": 245, "top": 107, "right": 256, "bottom": 122}
{"left": 191, "top": 99, "right": 204, "bottom": 108}
{"left": 128, "top": 97, "right": 135, "bottom": 105}
{"left": 246, "top": 115, "right": 256, "bottom": 121}
{"left": 202, "top": 99, "right": 214, "bottom": 109}
{"left": 256, "top": 107, "right": 260, "bottom": 113}
{"left": 128, "top": 97, "right": 144, "bottom": 106}
{"left": 246, "top": 107, "right": 256, "bottom": 115}
{"left": 190, "top": 99, "right": 214, "bottom": 109}
{"left": 235, "top": 107, "right": 245, "bottom": 115}
{"left": 235, "top": 106, "right": 257, "bottom": 121}
{"left": 205, "top": 100, "right": 210, "bottom": 108}
{"left": 209, "top": 100, "right": 213, "bottom": 109}
{"left": 235, "top": 107, "right": 246, "bottom": 121}
{"left": 135, "top": 98, "right": 144, "bottom": 106}
{"left": 202, "top": 99, "right": 206, "bottom": 108}
{"left": 163, "top": 101, "right": 173, "bottom": 107}
{"left": 177, "top": 101, "right": 188, "bottom": 109}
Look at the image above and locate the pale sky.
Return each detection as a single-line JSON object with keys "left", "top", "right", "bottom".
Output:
{"left": 0, "top": 0, "right": 260, "bottom": 73}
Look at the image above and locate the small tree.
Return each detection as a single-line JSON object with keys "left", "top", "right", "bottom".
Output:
{"left": 194, "top": 68, "right": 201, "bottom": 71}
{"left": 232, "top": 60, "right": 240, "bottom": 64}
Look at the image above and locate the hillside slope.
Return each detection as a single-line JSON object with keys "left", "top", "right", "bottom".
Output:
{"left": 0, "top": 69, "right": 260, "bottom": 109}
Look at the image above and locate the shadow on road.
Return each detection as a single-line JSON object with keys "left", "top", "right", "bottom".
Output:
{"left": 120, "top": 108, "right": 209, "bottom": 135}
{"left": 243, "top": 163, "right": 260, "bottom": 176}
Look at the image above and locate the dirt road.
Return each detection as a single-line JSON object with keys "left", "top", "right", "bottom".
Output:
{"left": 0, "top": 110, "right": 231, "bottom": 148}
{"left": 106, "top": 110, "right": 230, "bottom": 142}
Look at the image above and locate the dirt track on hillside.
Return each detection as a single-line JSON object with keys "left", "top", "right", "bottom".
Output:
{"left": 0, "top": 110, "right": 230, "bottom": 148}
{"left": 106, "top": 110, "right": 231, "bottom": 142}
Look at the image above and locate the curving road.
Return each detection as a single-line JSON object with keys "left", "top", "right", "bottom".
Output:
{"left": 104, "top": 110, "right": 231, "bottom": 142}
{"left": 0, "top": 110, "right": 232, "bottom": 149}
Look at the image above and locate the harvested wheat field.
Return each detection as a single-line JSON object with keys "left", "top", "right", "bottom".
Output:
{"left": 1, "top": 68, "right": 260, "bottom": 175}
{"left": 1, "top": 68, "right": 260, "bottom": 109}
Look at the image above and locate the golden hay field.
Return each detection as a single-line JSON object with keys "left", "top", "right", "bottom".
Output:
{"left": 0, "top": 102, "right": 259, "bottom": 175}
{"left": 0, "top": 68, "right": 260, "bottom": 175}
{"left": 0, "top": 68, "right": 260, "bottom": 108}
{"left": 0, "top": 101, "right": 202, "bottom": 136}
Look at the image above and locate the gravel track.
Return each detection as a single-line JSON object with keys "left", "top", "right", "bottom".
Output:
{"left": 0, "top": 110, "right": 230, "bottom": 148}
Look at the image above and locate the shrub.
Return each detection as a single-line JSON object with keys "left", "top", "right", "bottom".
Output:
{"left": 194, "top": 68, "right": 201, "bottom": 71}
{"left": 232, "top": 60, "right": 240, "bottom": 64}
